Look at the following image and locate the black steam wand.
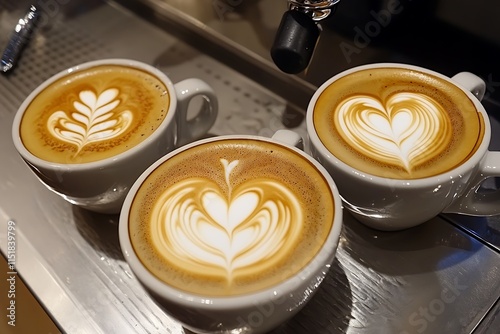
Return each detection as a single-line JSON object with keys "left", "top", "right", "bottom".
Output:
{"left": 271, "top": 0, "right": 340, "bottom": 74}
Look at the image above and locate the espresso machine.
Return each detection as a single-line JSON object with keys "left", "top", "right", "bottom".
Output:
{"left": 272, "top": 0, "right": 341, "bottom": 74}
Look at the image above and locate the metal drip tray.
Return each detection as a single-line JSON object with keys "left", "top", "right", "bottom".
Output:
{"left": 0, "top": 1, "right": 499, "bottom": 333}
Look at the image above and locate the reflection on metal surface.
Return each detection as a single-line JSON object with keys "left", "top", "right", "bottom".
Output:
{"left": 0, "top": 1, "right": 499, "bottom": 333}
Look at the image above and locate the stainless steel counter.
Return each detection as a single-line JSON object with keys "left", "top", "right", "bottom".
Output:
{"left": 0, "top": 1, "right": 499, "bottom": 333}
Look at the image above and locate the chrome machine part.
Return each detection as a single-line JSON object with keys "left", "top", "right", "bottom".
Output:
{"left": 289, "top": 0, "right": 341, "bottom": 21}
{"left": 0, "top": 4, "right": 39, "bottom": 73}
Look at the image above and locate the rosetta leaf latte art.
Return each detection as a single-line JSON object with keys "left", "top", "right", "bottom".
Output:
{"left": 47, "top": 88, "right": 133, "bottom": 155}
{"left": 336, "top": 92, "right": 452, "bottom": 173}
{"left": 150, "top": 159, "right": 303, "bottom": 283}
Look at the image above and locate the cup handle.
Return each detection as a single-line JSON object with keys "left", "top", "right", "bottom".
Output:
{"left": 174, "top": 78, "right": 218, "bottom": 147}
{"left": 444, "top": 151, "right": 500, "bottom": 216}
{"left": 443, "top": 72, "right": 500, "bottom": 215}
{"left": 451, "top": 72, "right": 486, "bottom": 101}
{"left": 272, "top": 129, "right": 304, "bottom": 150}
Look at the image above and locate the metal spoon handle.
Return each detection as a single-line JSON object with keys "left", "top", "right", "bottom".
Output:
{"left": 1, "top": 5, "right": 39, "bottom": 73}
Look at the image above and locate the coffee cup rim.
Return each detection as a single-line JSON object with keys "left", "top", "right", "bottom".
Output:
{"left": 306, "top": 62, "right": 492, "bottom": 186}
{"left": 11, "top": 58, "right": 178, "bottom": 171}
{"left": 118, "top": 134, "right": 343, "bottom": 309}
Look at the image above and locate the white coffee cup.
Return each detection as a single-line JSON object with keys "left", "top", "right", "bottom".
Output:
{"left": 307, "top": 63, "right": 500, "bottom": 230}
{"left": 12, "top": 58, "right": 218, "bottom": 214}
{"left": 118, "top": 130, "right": 343, "bottom": 334}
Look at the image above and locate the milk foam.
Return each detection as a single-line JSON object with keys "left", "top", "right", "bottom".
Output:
{"left": 149, "top": 158, "right": 303, "bottom": 282}
{"left": 129, "top": 139, "right": 335, "bottom": 296}
{"left": 47, "top": 88, "right": 133, "bottom": 155}
{"left": 336, "top": 92, "right": 452, "bottom": 173}
{"left": 20, "top": 64, "right": 169, "bottom": 164}
{"left": 314, "top": 67, "right": 484, "bottom": 179}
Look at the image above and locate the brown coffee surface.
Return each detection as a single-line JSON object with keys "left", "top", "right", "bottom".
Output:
{"left": 313, "top": 67, "right": 484, "bottom": 179}
{"left": 129, "top": 139, "right": 335, "bottom": 296}
{"left": 20, "top": 65, "right": 169, "bottom": 164}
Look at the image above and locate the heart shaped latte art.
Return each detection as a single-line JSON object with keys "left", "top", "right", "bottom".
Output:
{"left": 149, "top": 159, "right": 303, "bottom": 282}
{"left": 335, "top": 92, "right": 453, "bottom": 173}
{"left": 47, "top": 88, "right": 133, "bottom": 155}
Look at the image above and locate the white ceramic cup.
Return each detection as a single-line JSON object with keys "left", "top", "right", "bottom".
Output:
{"left": 12, "top": 59, "right": 218, "bottom": 214}
{"left": 118, "top": 130, "right": 343, "bottom": 334}
{"left": 307, "top": 63, "right": 500, "bottom": 231}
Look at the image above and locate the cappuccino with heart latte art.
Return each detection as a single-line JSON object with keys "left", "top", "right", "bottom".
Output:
{"left": 313, "top": 67, "right": 485, "bottom": 179}
{"left": 128, "top": 138, "right": 335, "bottom": 296}
{"left": 20, "top": 64, "right": 169, "bottom": 164}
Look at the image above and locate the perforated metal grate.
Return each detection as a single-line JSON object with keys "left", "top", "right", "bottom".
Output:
{"left": 0, "top": 6, "right": 111, "bottom": 116}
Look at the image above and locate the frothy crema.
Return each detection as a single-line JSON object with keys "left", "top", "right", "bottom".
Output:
{"left": 314, "top": 67, "right": 484, "bottom": 179}
{"left": 129, "top": 139, "right": 335, "bottom": 296}
{"left": 20, "top": 65, "right": 169, "bottom": 164}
